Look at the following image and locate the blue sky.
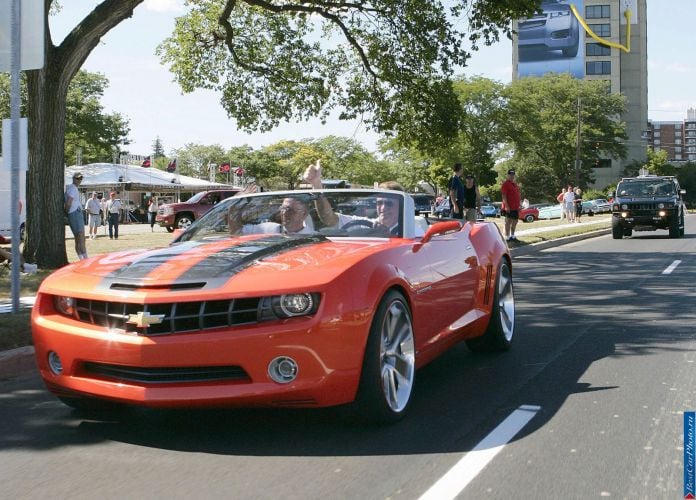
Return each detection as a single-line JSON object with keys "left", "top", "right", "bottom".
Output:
{"left": 52, "top": 0, "right": 695, "bottom": 157}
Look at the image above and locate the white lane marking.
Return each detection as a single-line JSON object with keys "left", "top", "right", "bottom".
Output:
{"left": 662, "top": 260, "right": 682, "bottom": 275}
{"left": 419, "top": 405, "right": 541, "bottom": 500}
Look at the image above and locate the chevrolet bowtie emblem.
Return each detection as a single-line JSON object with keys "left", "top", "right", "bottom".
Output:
{"left": 126, "top": 311, "right": 165, "bottom": 328}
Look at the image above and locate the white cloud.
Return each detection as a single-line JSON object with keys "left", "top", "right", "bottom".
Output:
{"left": 144, "top": 0, "right": 185, "bottom": 13}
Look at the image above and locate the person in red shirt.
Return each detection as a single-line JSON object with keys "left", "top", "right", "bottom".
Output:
{"left": 501, "top": 169, "right": 521, "bottom": 242}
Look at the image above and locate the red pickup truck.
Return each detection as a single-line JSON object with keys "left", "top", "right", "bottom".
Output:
{"left": 156, "top": 189, "right": 240, "bottom": 232}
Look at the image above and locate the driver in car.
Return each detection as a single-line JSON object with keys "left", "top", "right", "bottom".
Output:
{"left": 303, "top": 160, "right": 408, "bottom": 236}
{"left": 229, "top": 196, "right": 314, "bottom": 235}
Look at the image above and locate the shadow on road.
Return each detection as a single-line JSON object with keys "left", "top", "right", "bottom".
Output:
{"left": 1, "top": 249, "right": 693, "bottom": 457}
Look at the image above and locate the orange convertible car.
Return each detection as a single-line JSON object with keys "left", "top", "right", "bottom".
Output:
{"left": 32, "top": 189, "right": 514, "bottom": 423}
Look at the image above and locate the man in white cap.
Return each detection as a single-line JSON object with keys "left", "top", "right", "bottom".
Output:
{"left": 64, "top": 172, "right": 88, "bottom": 260}
{"left": 84, "top": 191, "right": 102, "bottom": 239}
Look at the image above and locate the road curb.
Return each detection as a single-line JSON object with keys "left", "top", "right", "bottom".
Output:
{"left": 0, "top": 345, "right": 36, "bottom": 379}
{"left": 510, "top": 228, "right": 611, "bottom": 257}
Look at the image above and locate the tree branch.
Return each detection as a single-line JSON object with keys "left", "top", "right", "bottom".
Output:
{"left": 55, "top": 0, "right": 145, "bottom": 91}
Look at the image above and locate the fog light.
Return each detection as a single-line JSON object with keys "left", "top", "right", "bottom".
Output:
{"left": 658, "top": 210, "right": 666, "bottom": 217}
{"left": 268, "top": 356, "right": 298, "bottom": 384}
{"left": 48, "top": 351, "right": 63, "bottom": 375}
{"left": 621, "top": 212, "right": 629, "bottom": 218}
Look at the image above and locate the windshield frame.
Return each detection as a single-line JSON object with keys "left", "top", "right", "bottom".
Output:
{"left": 174, "top": 189, "right": 418, "bottom": 244}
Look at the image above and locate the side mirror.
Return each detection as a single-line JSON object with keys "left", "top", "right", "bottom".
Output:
{"left": 413, "top": 220, "right": 461, "bottom": 252}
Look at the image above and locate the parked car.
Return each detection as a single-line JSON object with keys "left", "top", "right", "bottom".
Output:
{"left": 156, "top": 189, "right": 241, "bottom": 232}
{"left": 434, "top": 198, "right": 451, "bottom": 218}
{"left": 410, "top": 193, "right": 436, "bottom": 215}
{"left": 480, "top": 204, "right": 498, "bottom": 218}
{"left": 538, "top": 204, "right": 563, "bottom": 219}
{"left": 32, "top": 189, "right": 514, "bottom": 423}
{"left": 588, "top": 198, "right": 612, "bottom": 214}
{"left": 519, "top": 207, "right": 539, "bottom": 223}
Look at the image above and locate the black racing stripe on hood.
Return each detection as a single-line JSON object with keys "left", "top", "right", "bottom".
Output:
{"left": 101, "top": 235, "right": 327, "bottom": 290}
{"left": 174, "top": 234, "right": 327, "bottom": 282}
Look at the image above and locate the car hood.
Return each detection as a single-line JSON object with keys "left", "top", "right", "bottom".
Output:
{"left": 40, "top": 234, "right": 399, "bottom": 297}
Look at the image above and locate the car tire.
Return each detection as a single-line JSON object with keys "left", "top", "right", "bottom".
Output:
{"left": 612, "top": 222, "right": 623, "bottom": 239}
{"left": 669, "top": 214, "right": 681, "bottom": 238}
{"left": 524, "top": 214, "right": 534, "bottom": 223}
{"left": 165, "top": 226, "right": 175, "bottom": 233}
{"left": 175, "top": 214, "right": 194, "bottom": 230}
{"left": 354, "top": 290, "right": 415, "bottom": 424}
{"left": 466, "top": 259, "right": 514, "bottom": 353}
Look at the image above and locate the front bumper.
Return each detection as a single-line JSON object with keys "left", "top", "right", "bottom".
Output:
{"left": 612, "top": 212, "right": 674, "bottom": 231}
{"left": 156, "top": 214, "right": 175, "bottom": 227}
{"left": 31, "top": 293, "right": 367, "bottom": 409}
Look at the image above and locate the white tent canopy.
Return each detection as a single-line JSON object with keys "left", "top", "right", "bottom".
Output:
{"left": 65, "top": 163, "right": 226, "bottom": 192}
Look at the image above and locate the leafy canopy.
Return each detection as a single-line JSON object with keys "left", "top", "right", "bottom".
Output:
{"left": 157, "top": 0, "right": 540, "bottom": 151}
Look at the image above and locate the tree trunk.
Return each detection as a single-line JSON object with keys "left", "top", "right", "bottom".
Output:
{"left": 21, "top": 0, "right": 145, "bottom": 269}
{"left": 25, "top": 57, "right": 70, "bottom": 268}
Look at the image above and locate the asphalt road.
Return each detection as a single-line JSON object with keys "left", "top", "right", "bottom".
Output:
{"left": 1, "top": 216, "right": 694, "bottom": 499}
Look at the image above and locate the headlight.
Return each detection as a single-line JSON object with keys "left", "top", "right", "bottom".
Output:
{"left": 161, "top": 206, "right": 173, "bottom": 216}
{"left": 273, "top": 293, "right": 316, "bottom": 317}
{"left": 54, "top": 296, "right": 76, "bottom": 316}
{"left": 621, "top": 204, "right": 628, "bottom": 210}
{"left": 658, "top": 203, "right": 665, "bottom": 209}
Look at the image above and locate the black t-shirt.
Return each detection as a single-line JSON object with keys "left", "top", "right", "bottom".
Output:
{"left": 463, "top": 185, "right": 477, "bottom": 208}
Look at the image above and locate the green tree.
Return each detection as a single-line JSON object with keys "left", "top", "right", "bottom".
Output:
{"left": 502, "top": 74, "right": 627, "bottom": 200}
{"left": 378, "top": 138, "right": 443, "bottom": 192}
{"left": 450, "top": 77, "right": 507, "bottom": 186}
{"left": 152, "top": 136, "right": 165, "bottom": 158}
{"left": 1, "top": 71, "right": 129, "bottom": 165}
{"left": 23, "top": 0, "right": 540, "bottom": 268}
{"left": 171, "top": 143, "right": 227, "bottom": 179}
{"left": 677, "top": 162, "right": 696, "bottom": 208}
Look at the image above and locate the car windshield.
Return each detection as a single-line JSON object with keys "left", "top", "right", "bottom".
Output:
{"left": 176, "top": 190, "right": 406, "bottom": 243}
{"left": 185, "top": 191, "right": 207, "bottom": 203}
{"left": 617, "top": 180, "right": 675, "bottom": 197}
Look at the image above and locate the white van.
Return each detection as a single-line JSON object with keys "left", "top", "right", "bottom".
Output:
{"left": 0, "top": 157, "right": 27, "bottom": 242}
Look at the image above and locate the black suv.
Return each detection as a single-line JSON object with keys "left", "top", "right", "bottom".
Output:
{"left": 611, "top": 175, "right": 686, "bottom": 239}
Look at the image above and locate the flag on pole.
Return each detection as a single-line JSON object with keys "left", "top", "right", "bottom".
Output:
{"left": 219, "top": 162, "right": 231, "bottom": 173}
{"left": 141, "top": 156, "right": 151, "bottom": 168}
{"left": 166, "top": 158, "right": 177, "bottom": 172}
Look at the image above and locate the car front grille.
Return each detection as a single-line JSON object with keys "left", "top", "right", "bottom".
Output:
{"left": 624, "top": 202, "right": 663, "bottom": 217}
{"left": 73, "top": 297, "right": 267, "bottom": 336}
{"left": 81, "top": 362, "right": 249, "bottom": 384}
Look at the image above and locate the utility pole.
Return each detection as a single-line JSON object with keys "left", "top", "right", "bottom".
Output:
{"left": 574, "top": 96, "right": 582, "bottom": 187}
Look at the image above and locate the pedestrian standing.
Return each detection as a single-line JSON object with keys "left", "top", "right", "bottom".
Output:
{"left": 574, "top": 188, "right": 583, "bottom": 223}
{"left": 99, "top": 195, "right": 107, "bottom": 227}
{"left": 556, "top": 188, "right": 567, "bottom": 220}
{"left": 105, "top": 191, "right": 123, "bottom": 239}
{"left": 148, "top": 196, "right": 158, "bottom": 232}
{"left": 501, "top": 169, "right": 521, "bottom": 242}
{"left": 84, "top": 192, "right": 102, "bottom": 239}
{"left": 462, "top": 174, "right": 482, "bottom": 222}
{"left": 64, "top": 172, "right": 88, "bottom": 260}
{"left": 447, "top": 163, "right": 465, "bottom": 219}
{"left": 563, "top": 185, "right": 576, "bottom": 222}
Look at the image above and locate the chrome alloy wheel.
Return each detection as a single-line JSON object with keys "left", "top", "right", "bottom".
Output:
{"left": 379, "top": 300, "right": 415, "bottom": 413}
{"left": 498, "top": 263, "right": 515, "bottom": 342}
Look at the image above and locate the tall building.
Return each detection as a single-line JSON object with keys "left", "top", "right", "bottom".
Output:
{"left": 512, "top": 0, "right": 648, "bottom": 188}
{"left": 647, "top": 108, "right": 696, "bottom": 163}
